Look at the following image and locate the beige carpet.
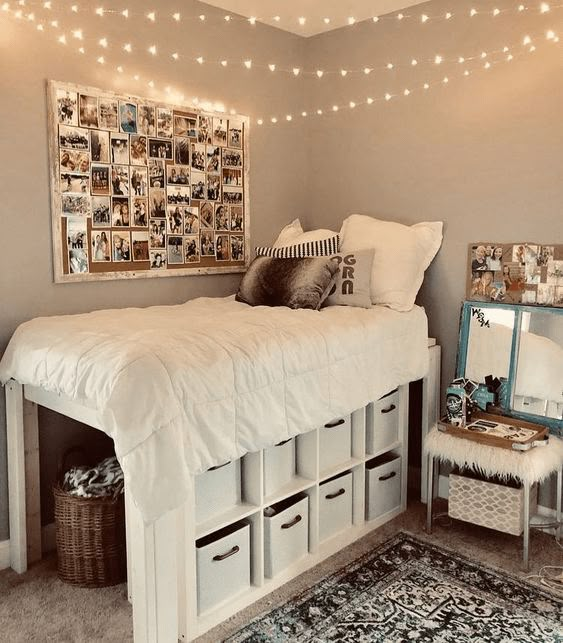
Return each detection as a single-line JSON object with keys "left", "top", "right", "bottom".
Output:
{"left": 0, "top": 502, "right": 560, "bottom": 642}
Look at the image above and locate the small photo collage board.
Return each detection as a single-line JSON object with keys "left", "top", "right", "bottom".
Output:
{"left": 467, "top": 243, "right": 563, "bottom": 307}
{"left": 48, "top": 81, "right": 249, "bottom": 282}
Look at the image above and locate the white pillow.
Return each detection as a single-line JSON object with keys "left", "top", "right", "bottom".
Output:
{"left": 273, "top": 218, "right": 338, "bottom": 249}
{"left": 273, "top": 219, "right": 303, "bottom": 247}
{"left": 339, "top": 215, "right": 443, "bottom": 311}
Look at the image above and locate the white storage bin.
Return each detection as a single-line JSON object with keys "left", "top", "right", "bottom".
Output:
{"left": 319, "top": 471, "right": 353, "bottom": 543}
{"left": 196, "top": 521, "right": 250, "bottom": 615}
{"left": 263, "top": 438, "right": 296, "bottom": 497}
{"left": 264, "top": 494, "right": 309, "bottom": 578}
{"left": 319, "top": 416, "right": 352, "bottom": 473}
{"left": 367, "top": 389, "right": 400, "bottom": 455}
{"left": 366, "top": 453, "right": 402, "bottom": 521}
{"left": 195, "top": 460, "right": 241, "bottom": 525}
{"left": 449, "top": 472, "right": 538, "bottom": 536}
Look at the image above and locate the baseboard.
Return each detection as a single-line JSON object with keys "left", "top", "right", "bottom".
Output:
{"left": 0, "top": 540, "right": 10, "bottom": 570}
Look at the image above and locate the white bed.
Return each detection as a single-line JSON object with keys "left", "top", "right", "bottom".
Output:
{"left": 1, "top": 296, "right": 434, "bottom": 641}
{"left": 0, "top": 295, "right": 429, "bottom": 523}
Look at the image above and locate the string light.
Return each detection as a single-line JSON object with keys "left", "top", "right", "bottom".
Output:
{"left": 2, "top": 0, "right": 560, "bottom": 127}
{"left": 4, "top": 1, "right": 556, "bottom": 29}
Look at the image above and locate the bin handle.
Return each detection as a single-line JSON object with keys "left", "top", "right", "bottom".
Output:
{"left": 275, "top": 438, "right": 292, "bottom": 447}
{"left": 281, "top": 514, "right": 302, "bottom": 530}
{"left": 324, "top": 418, "right": 345, "bottom": 428}
{"left": 325, "top": 488, "right": 345, "bottom": 500}
{"left": 208, "top": 461, "right": 231, "bottom": 472}
{"left": 379, "top": 471, "right": 397, "bottom": 482}
{"left": 213, "top": 545, "right": 240, "bottom": 561}
{"left": 381, "top": 405, "right": 396, "bottom": 415}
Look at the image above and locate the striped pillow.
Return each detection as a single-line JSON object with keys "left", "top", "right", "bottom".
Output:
{"left": 256, "top": 235, "right": 339, "bottom": 259}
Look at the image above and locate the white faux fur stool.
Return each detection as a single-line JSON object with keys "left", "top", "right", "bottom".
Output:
{"left": 424, "top": 429, "right": 563, "bottom": 569}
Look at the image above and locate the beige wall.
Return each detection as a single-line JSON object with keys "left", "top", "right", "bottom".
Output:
{"left": 0, "top": 0, "right": 308, "bottom": 537}
{"left": 304, "top": 0, "right": 563, "bottom": 508}
{"left": 2, "top": 0, "right": 563, "bottom": 538}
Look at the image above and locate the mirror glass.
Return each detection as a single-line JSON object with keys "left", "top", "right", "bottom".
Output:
{"left": 513, "top": 310, "right": 563, "bottom": 419}
{"left": 464, "top": 305, "right": 515, "bottom": 385}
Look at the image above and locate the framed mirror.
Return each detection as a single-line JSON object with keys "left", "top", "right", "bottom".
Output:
{"left": 457, "top": 301, "right": 563, "bottom": 436}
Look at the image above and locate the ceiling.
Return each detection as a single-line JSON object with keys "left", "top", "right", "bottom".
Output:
{"left": 202, "top": 0, "right": 428, "bottom": 37}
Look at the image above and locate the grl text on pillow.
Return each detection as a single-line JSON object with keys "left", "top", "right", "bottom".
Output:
{"left": 339, "top": 215, "right": 443, "bottom": 312}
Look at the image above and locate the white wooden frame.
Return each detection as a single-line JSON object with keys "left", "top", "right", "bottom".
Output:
{"left": 6, "top": 370, "right": 439, "bottom": 641}
{"left": 47, "top": 80, "right": 251, "bottom": 283}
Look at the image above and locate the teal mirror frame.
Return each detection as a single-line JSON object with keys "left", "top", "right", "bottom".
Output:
{"left": 456, "top": 300, "right": 563, "bottom": 437}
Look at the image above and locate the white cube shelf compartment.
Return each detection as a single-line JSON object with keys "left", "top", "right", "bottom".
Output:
{"left": 366, "top": 452, "right": 402, "bottom": 521}
{"left": 195, "top": 460, "right": 241, "bottom": 525}
{"left": 264, "top": 493, "right": 309, "bottom": 578}
{"left": 263, "top": 438, "right": 296, "bottom": 497}
{"left": 319, "top": 415, "right": 352, "bottom": 474}
{"left": 319, "top": 471, "right": 353, "bottom": 543}
{"left": 448, "top": 472, "right": 538, "bottom": 536}
{"left": 366, "top": 389, "right": 400, "bottom": 455}
{"left": 195, "top": 521, "right": 251, "bottom": 615}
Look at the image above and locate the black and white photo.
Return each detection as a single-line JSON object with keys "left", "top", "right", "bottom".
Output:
{"left": 184, "top": 207, "right": 199, "bottom": 234}
{"left": 215, "top": 234, "right": 229, "bottom": 261}
{"left": 57, "top": 89, "right": 78, "bottom": 125}
{"left": 98, "top": 98, "right": 119, "bottom": 130}
{"left": 223, "top": 186, "right": 243, "bottom": 205}
{"left": 60, "top": 149, "right": 90, "bottom": 173}
{"left": 79, "top": 94, "right": 98, "bottom": 128}
{"left": 110, "top": 134, "right": 129, "bottom": 164}
{"left": 157, "top": 107, "right": 173, "bottom": 138}
{"left": 130, "top": 167, "right": 148, "bottom": 196}
{"left": 197, "top": 115, "right": 212, "bottom": 144}
{"left": 111, "top": 165, "right": 130, "bottom": 196}
{"left": 200, "top": 200, "right": 214, "bottom": 228}
{"left": 207, "top": 174, "right": 221, "bottom": 201}
{"left": 230, "top": 234, "right": 244, "bottom": 261}
{"left": 59, "top": 125, "right": 89, "bottom": 150}
{"left": 167, "top": 205, "right": 184, "bottom": 235}
{"left": 91, "top": 164, "right": 110, "bottom": 195}
{"left": 138, "top": 104, "right": 156, "bottom": 136}
{"left": 167, "top": 164, "right": 190, "bottom": 185}
{"left": 207, "top": 145, "right": 221, "bottom": 173}
{"left": 90, "top": 129, "right": 110, "bottom": 163}
{"left": 213, "top": 118, "right": 228, "bottom": 146}
{"left": 149, "top": 249, "right": 166, "bottom": 269}
{"left": 191, "top": 143, "right": 206, "bottom": 171}
{"left": 149, "top": 159, "right": 165, "bottom": 188}
{"left": 92, "top": 196, "right": 111, "bottom": 226}
{"left": 61, "top": 194, "right": 90, "bottom": 217}
{"left": 191, "top": 170, "right": 206, "bottom": 200}
{"left": 112, "top": 196, "right": 130, "bottom": 226}
{"left": 132, "top": 197, "right": 148, "bottom": 227}
{"left": 167, "top": 185, "right": 190, "bottom": 205}
{"left": 184, "top": 235, "right": 200, "bottom": 263}
{"left": 174, "top": 137, "right": 190, "bottom": 165}
{"left": 167, "top": 235, "right": 184, "bottom": 264}
{"left": 230, "top": 205, "right": 243, "bottom": 231}
{"left": 112, "top": 230, "right": 131, "bottom": 261}
{"left": 61, "top": 173, "right": 89, "bottom": 194}
{"left": 149, "top": 188, "right": 166, "bottom": 217}
{"left": 149, "top": 218, "right": 166, "bottom": 248}
{"left": 148, "top": 138, "right": 172, "bottom": 159}
{"left": 132, "top": 231, "right": 149, "bottom": 261}
{"left": 201, "top": 230, "right": 215, "bottom": 257}
{"left": 223, "top": 148, "right": 242, "bottom": 167}
{"left": 130, "top": 135, "right": 148, "bottom": 165}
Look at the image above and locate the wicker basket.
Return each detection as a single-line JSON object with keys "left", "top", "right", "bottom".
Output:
{"left": 448, "top": 472, "right": 538, "bottom": 536}
{"left": 53, "top": 462, "right": 126, "bottom": 587}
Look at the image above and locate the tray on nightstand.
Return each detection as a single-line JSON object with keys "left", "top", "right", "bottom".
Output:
{"left": 438, "top": 411, "right": 549, "bottom": 451}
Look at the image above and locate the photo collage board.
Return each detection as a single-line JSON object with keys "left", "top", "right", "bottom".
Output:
{"left": 47, "top": 81, "right": 249, "bottom": 282}
{"left": 467, "top": 243, "right": 563, "bottom": 307}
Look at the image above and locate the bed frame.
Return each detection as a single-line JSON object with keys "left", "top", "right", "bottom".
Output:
{"left": 5, "top": 342, "right": 440, "bottom": 642}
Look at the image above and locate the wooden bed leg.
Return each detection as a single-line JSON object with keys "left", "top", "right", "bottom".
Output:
{"left": 23, "top": 396, "right": 41, "bottom": 564}
{"left": 6, "top": 381, "right": 27, "bottom": 573}
{"left": 129, "top": 499, "right": 157, "bottom": 643}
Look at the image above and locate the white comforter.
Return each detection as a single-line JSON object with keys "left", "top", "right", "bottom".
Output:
{"left": 0, "top": 297, "right": 429, "bottom": 522}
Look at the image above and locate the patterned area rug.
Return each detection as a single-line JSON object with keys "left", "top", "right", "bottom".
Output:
{"left": 226, "top": 533, "right": 562, "bottom": 642}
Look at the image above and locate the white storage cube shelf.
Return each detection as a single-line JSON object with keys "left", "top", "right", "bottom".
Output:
{"left": 365, "top": 452, "right": 402, "bottom": 521}
{"left": 184, "top": 385, "right": 411, "bottom": 638}
{"left": 264, "top": 494, "right": 309, "bottom": 578}
{"left": 367, "top": 389, "right": 400, "bottom": 455}
{"left": 196, "top": 521, "right": 251, "bottom": 615}
{"left": 195, "top": 460, "right": 241, "bottom": 525}
{"left": 319, "top": 471, "right": 353, "bottom": 543}
{"left": 319, "top": 415, "right": 352, "bottom": 474}
{"left": 263, "top": 438, "right": 296, "bottom": 498}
